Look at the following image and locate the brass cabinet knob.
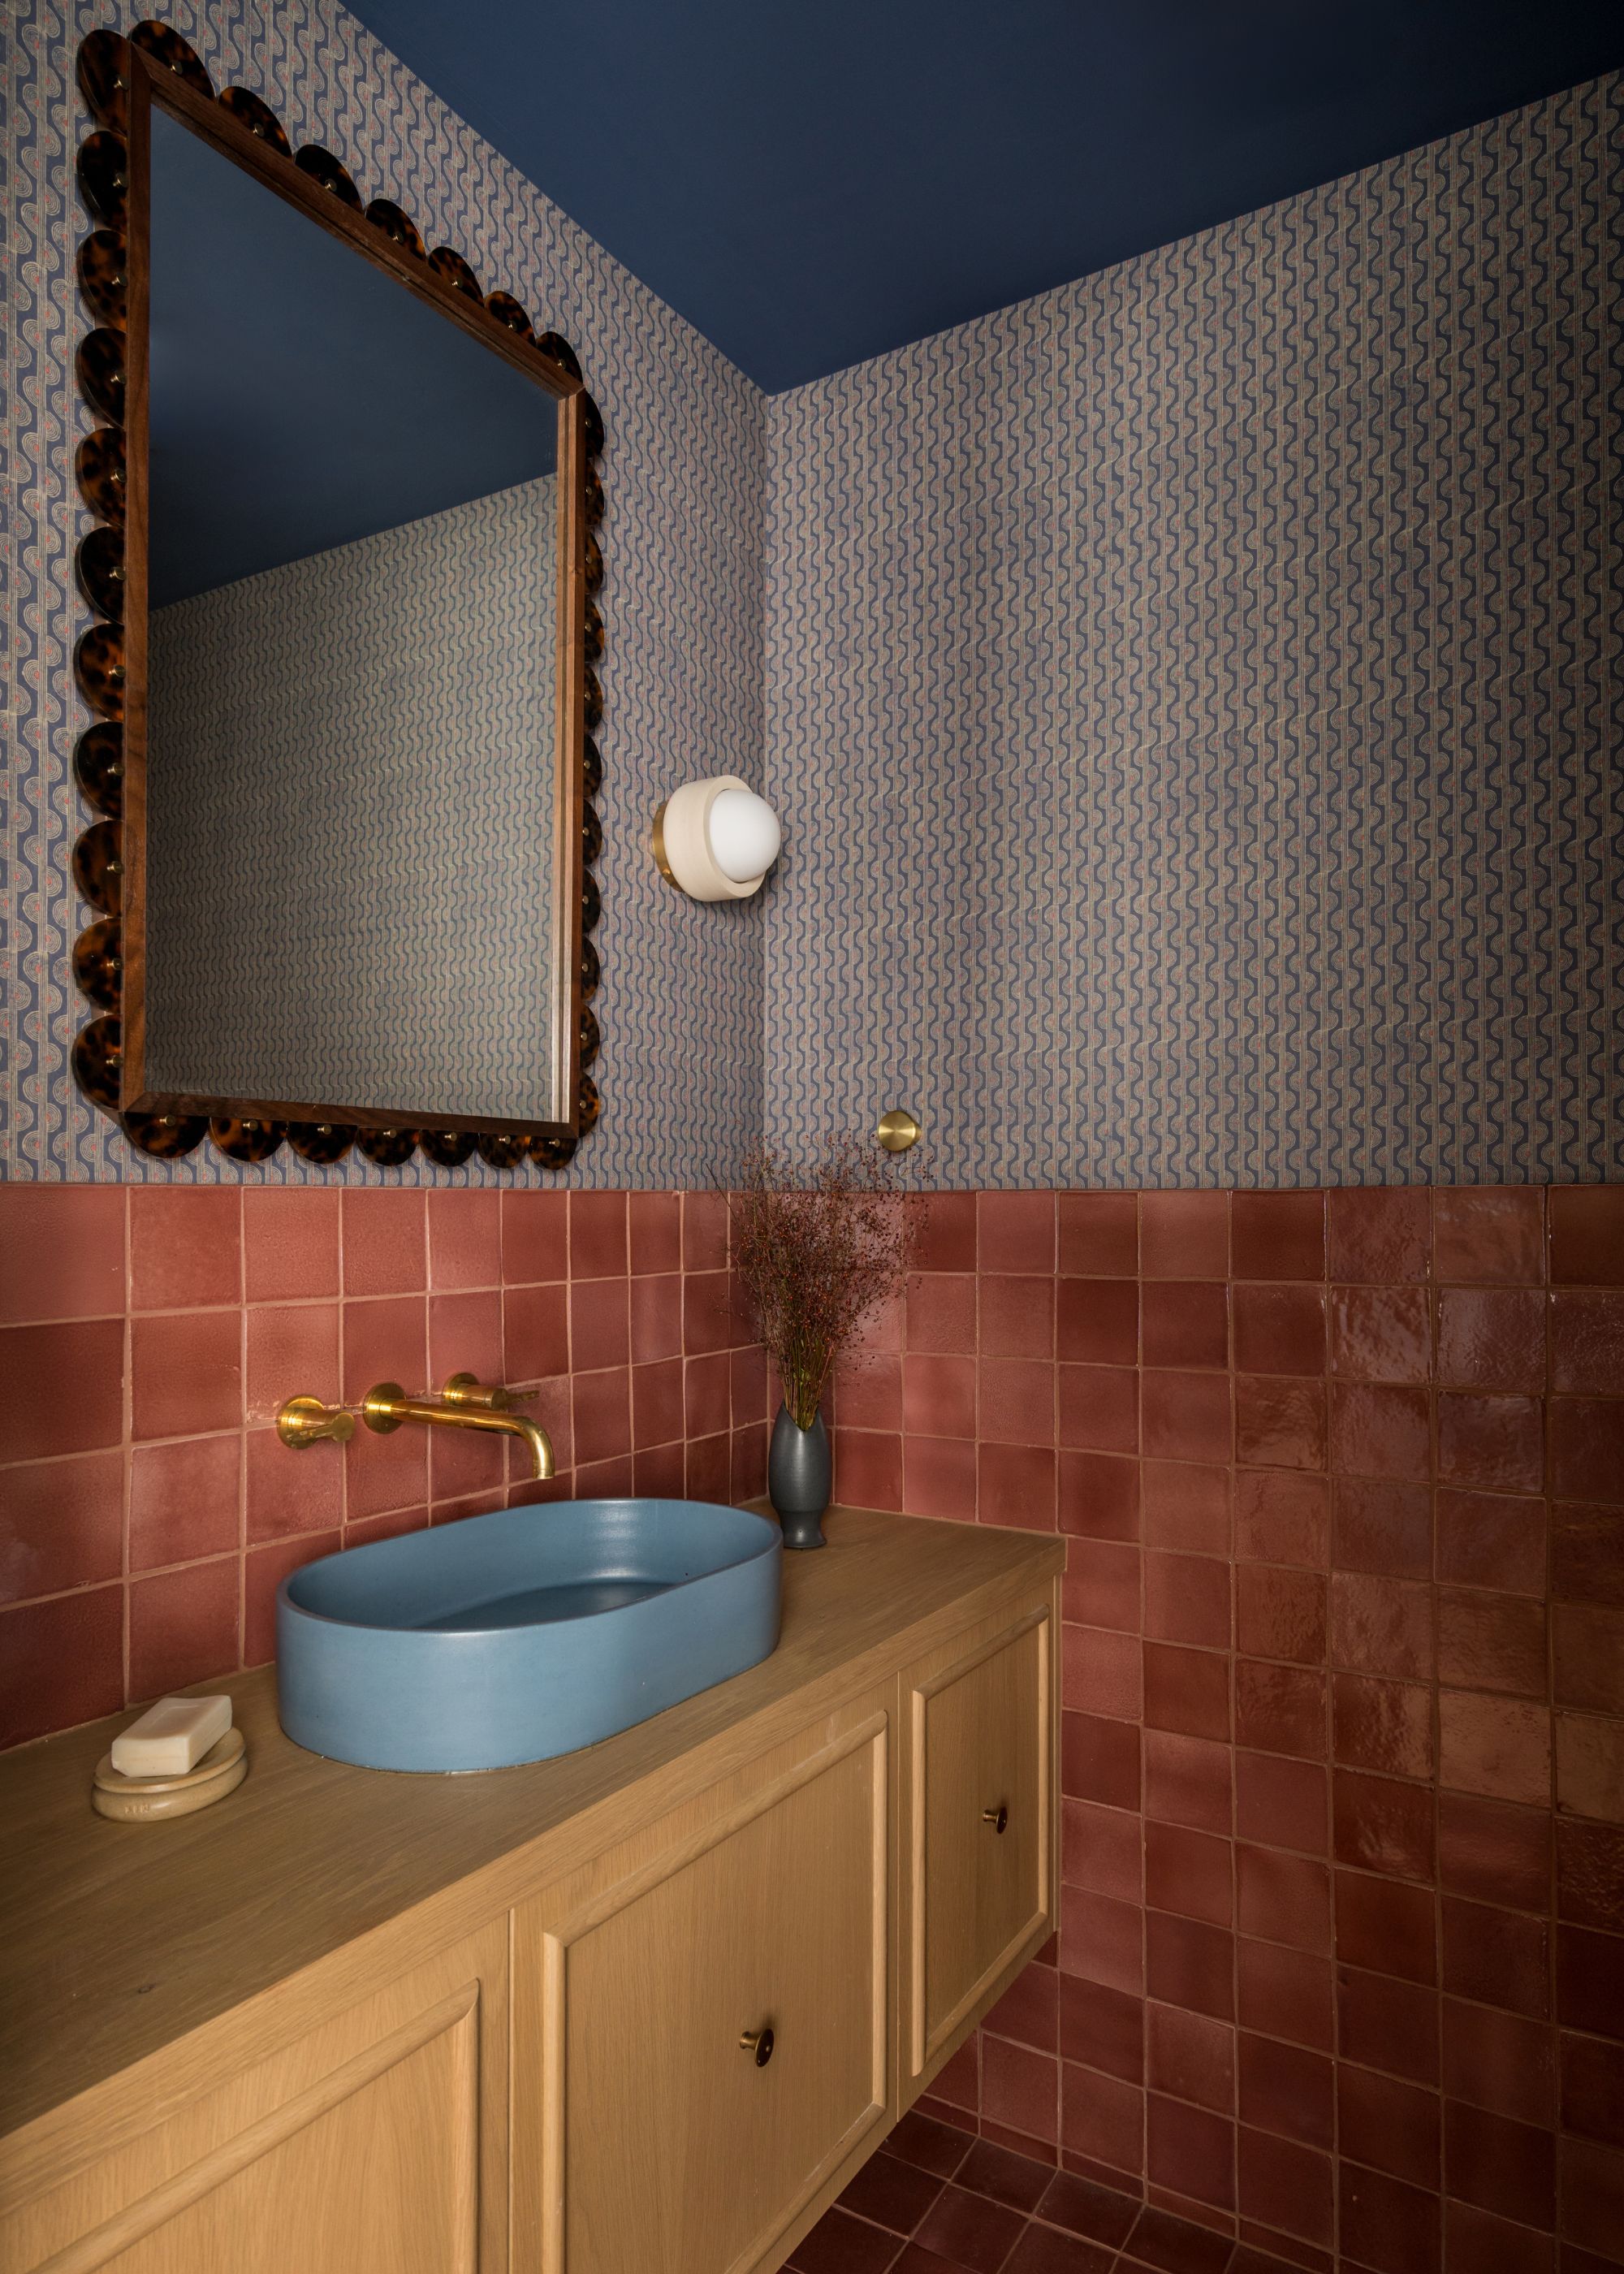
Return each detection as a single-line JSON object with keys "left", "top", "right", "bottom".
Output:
{"left": 740, "top": 2025, "right": 775, "bottom": 2068}
{"left": 983, "top": 1804, "right": 1009, "bottom": 1835}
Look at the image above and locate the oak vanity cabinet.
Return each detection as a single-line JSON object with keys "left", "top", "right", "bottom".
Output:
{"left": 511, "top": 1692, "right": 892, "bottom": 2274}
{"left": 901, "top": 1602, "right": 1056, "bottom": 2095}
{"left": 0, "top": 1513, "right": 1062, "bottom": 2274}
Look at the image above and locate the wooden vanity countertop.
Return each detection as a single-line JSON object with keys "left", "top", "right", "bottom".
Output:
{"left": 0, "top": 1503, "right": 1062, "bottom": 2142}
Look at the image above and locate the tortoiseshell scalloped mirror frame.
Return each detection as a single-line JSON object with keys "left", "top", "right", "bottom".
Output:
{"left": 69, "top": 19, "right": 605, "bottom": 1173}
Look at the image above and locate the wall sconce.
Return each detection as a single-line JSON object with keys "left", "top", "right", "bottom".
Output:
{"left": 651, "top": 776, "right": 781, "bottom": 901}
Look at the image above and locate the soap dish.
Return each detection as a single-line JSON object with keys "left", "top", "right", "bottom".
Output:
{"left": 92, "top": 1727, "right": 248, "bottom": 1822}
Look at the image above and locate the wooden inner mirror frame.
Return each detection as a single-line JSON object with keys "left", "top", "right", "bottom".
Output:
{"left": 70, "top": 19, "right": 605, "bottom": 1173}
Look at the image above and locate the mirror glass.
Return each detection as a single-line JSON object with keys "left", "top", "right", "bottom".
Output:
{"left": 140, "top": 104, "right": 572, "bottom": 1126}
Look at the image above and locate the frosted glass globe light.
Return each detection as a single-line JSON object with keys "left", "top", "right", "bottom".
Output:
{"left": 707, "top": 788, "right": 782, "bottom": 884}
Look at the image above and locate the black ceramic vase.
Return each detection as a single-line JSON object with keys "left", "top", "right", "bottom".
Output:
{"left": 769, "top": 1404, "right": 831, "bottom": 1550}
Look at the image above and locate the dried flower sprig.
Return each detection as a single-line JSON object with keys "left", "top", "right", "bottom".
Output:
{"left": 729, "top": 1137, "right": 913, "bottom": 1431}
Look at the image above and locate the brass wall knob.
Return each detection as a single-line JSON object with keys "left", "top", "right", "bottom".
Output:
{"left": 740, "top": 2025, "right": 775, "bottom": 2068}
{"left": 983, "top": 1804, "right": 1009, "bottom": 1835}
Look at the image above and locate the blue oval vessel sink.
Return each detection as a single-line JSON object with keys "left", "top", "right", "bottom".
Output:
{"left": 275, "top": 1498, "right": 783, "bottom": 1772}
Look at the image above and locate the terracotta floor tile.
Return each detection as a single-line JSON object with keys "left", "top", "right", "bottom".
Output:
{"left": 914, "top": 2182, "right": 1029, "bottom": 2272}
{"left": 840, "top": 2154, "right": 948, "bottom": 2235}
{"left": 1036, "top": 2169, "right": 1142, "bottom": 2248}
{"left": 1121, "top": 2198, "right": 1237, "bottom": 2270}
{"left": 957, "top": 2141, "right": 1055, "bottom": 2212}
{"left": 1003, "top": 2222, "right": 1116, "bottom": 2273}
{"left": 888, "top": 2112, "right": 977, "bottom": 2180}
{"left": 789, "top": 2205, "right": 905, "bottom": 2273}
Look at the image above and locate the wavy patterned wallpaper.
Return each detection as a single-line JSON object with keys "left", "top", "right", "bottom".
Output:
{"left": 3, "top": 0, "right": 767, "bottom": 1186}
{"left": 764, "top": 78, "right": 1623, "bottom": 1191}
{"left": 147, "top": 478, "right": 559, "bottom": 1121}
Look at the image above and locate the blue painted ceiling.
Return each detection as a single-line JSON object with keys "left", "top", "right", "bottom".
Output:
{"left": 343, "top": 0, "right": 1622, "bottom": 392}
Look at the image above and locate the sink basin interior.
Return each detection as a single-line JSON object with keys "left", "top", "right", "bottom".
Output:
{"left": 285, "top": 1498, "right": 771, "bottom": 1633}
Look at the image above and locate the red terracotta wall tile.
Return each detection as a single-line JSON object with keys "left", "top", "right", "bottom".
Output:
{"left": 1140, "top": 1191, "right": 1228, "bottom": 1280}
{"left": 0, "top": 1449, "right": 124, "bottom": 1602}
{"left": 1233, "top": 1194, "right": 1325, "bottom": 1282}
{"left": 1058, "top": 1193, "right": 1137, "bottom": 1278}
{"left": 1436, "top": 1489, "right": 1547, "bottom": 1596}
{"left": 1235, "top": 1468, "right": 1328, "bottom": 1568}
{"left": 978, "top": 1192, "right": 1056, "bottom": 1275}
{"left": 1434, "top": 1188, "right": 1544, "bottom": 1286}
{"left": 128, "top": 1559, "right": 239, "bottom": 1701}
{"left": 0, "top": 1184, "right": 125, "bottom": 1323}
{"left": 1328, "top": 1190, "right": 1432, "bottom": 1286}
{"left": 1236, "top": 1375, "right": 1327, "bottom": 1472}
{"left": 1333, "top": 1478, "right": 1432, "bottom": 1579}
{"left": 341, "top": 1190, "right": 425, "bottom": 1295}
{"left": 1331, "top": 1286, "right": 1432, "bottom": 1385}
{"left": 1548, "top": 1186, "right": 1624, "bottom": 1286}
{"left": 0, "top": 1585, "right": 123, "bottom": 1748}
{"left": 1436, "top": 1287, "right": 1545, "bottom": 1393}
{"left": 1146, "top": 1999, "right": 1232, "bottom": 2109}
{"left": 0, "top": 1317, "right": 123, "bottom": 1463}
{"left": 129, "top": 1188, "right": 241, "bottom": 1312}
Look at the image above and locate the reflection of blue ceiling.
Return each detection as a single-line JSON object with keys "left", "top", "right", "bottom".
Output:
{"left": 344, "top": 0, "right": 1622, "bottom": 393}
{"left": 147, "top": 107, "right": 557, "bottom": 607}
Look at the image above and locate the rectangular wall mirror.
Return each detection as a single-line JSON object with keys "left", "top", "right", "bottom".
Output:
{"left": 93, "top": 43, "right": 592, "bottom": 1159}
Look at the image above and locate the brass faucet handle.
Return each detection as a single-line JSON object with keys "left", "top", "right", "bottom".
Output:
{"left": 440, "top": 1372, "right": 533, "bottom": 1412}
{"left": 277, "top": 1394, "right": 356, "bottom": 1450}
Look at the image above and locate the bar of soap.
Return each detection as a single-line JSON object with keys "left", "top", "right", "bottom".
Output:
{"left": 110, "top": 1694, "right": 232, "bottom": 1779}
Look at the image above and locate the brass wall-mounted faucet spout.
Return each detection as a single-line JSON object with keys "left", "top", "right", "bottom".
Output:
{"left": 362, "top": 1377, "right": 555, "bottom": 1481}
{"left": 275, "top": 1376, "right": 554, "bottom": 1480}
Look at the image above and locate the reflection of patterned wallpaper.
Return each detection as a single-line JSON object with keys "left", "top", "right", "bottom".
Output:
{"left": 766, "top": 80, "right": 1624, "bottom": 1190}
{"left": 3, "top": 0, "right": 766, "bottom": 1185}
{"left": 148, "top": 478, "right": 560, "bottom": 1122}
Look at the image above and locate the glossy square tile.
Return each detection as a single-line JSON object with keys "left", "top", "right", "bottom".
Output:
{"left": 1063, "top": 1710, "right": 1142, "bottom": 1811}
{"left": 1234, "top": 1376, "right": 1327, "bottom": 1473}
{"left": 1330, "top": 1286, "right": 1432, "bottom": 1386}
{"left": 569, "top": 1192, "right": 628, "bottom": 1280}
{"left": 980, "top": 1442, "right": 1056, "bottom": 1528}
{"left": 1144, "top": 1641, "right": 1231, "bottom": 1742}
{"left": 840, "top": 1429, "right": 905, "bottom": 1513}
{"left": 1444, "top": 1998, "right": 1554, "bottom": 2126}
{"left": 1327, "top": 1190, "right": 1432, "bottom": 1286}
{"left": 1146, "top": 1910, "right": 1234, "bottom": 2021}
{"left": 1438, "top": 1589, "right": 1547, "bottom": 1698}
{"left": 1434, "top": 1189, "right": 1544, "bottom": 1286}
{"left": 904, "top": 1434, "right": 978, "bottom": 1519}
{"left": 906, "top": 1270, "right": 978, "bottom": 1355}
{"left": 1438, "top": 1688, "right": 1552, "bottom": 1806}
{"left": 1332, "top": 1673, "right": 1433, "bottom": 1779}
{"left": 1439, "top": 1790, "right": 1552, "bottom": 1912}
{"left": 1551, "top": 1399, "right": 1624, "bottom": 1505}
{"left": 1236, "top": 2125, "right": 1333, "bottom": 2250}
{"left": 1328, "top": 1573, "right": 1434, "bottom": 1680}
{"left": 1235, "top": 1566, "right": 1324, "bottom": 1664}
{"left": 1145, "top": 2091, "right": 1235, "bottom": 2209}
{"left": 1060, "top": 2060, "right": 1144, "bottom": 2176}
{"left": 1235, "top": 1660, "right": 1325, "bottom": 1759}
{"left": 1436, "top": 1287, "right": 1545, "bottom": 1393}
{"left": 247, "top": 1422, "right": 343, "bottom": 1543}
{"left": 1328, "top": 1382, "right": 1431, "bottom": 1484}
{"left": 0, "top": 1318, "right": 123, "bottom": 1464}
{"left": 1437, "top": 1393, "right": 1544, "bottom": 1494}
{"left": 1145, "top": 1819, "right": 1232, "bottom": 1926}
{"left": 1548, "top": 1185, "right": 1624, "bottom": 1286}
{"left": 1332, "top": 1766, "right": 1435, "bottom": 1879}
{"left": 1333, "top": 1869, "right": 1436, "bottom": 1984}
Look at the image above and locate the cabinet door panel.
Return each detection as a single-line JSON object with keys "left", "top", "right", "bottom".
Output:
{"left": 517, "top": 1712, "right": 889, "bottom": 2274}
{"left": 907, "top": 1606, "right": 1052, "bottom": 2077}
{"left": 5, "top": 1926, "right": 505, "bottom": 2274}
